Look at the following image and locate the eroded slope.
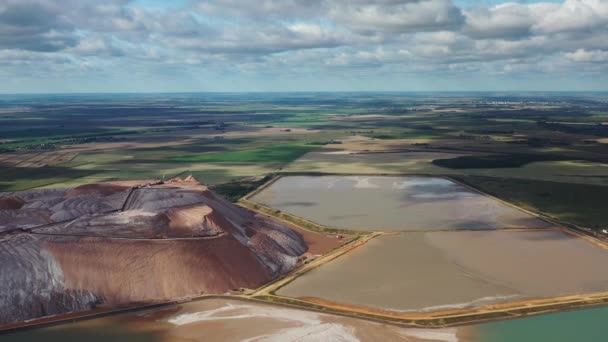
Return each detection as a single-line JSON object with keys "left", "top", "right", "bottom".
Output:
{"left": 0, "top": 177, "right": 306, "bottom": 325}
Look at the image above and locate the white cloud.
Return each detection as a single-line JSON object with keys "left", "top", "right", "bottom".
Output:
{"left": 1, "top": 0, "right": 608, "bottom": 91}
{"left": 194, "top": 0, "right": 323, "bottom": 20}
{"left": 329, "top": 0, "right": 465, "bottom": 33}
{"left": 534, "top": 0, "right": 608, "bottom": 35}
{"left": 565, "top": 48, "right": 608, "bottom": 62}
{"left": 162, "top": 23, "right": 346, "bottom": 54}
{"left": 463, "top": 3, "right": 542, "bottom": 39}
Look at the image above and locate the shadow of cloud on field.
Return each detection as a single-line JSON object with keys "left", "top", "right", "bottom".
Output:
{"left": 186, "top": 169, "right": 235, "bottom": 186}
{"left": 447, "top": 219, "right": 496, "bottom": 231}
{"left": 0, "top": 166, "right": 97, "bottom": 192}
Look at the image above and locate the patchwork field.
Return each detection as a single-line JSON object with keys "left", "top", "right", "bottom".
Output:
{"left": 250, "top": 176, "right": 552, "bottom": 231}
{"left": 2, "top": 93, "right": 608, "bottom": 231}
{"left": 283, "top": 136, "right": 608, "bottom": 187}
{"left": 277, "top": 230, "right": 608, "bottom": 313}
{"left": 2, "top": 93, "right": 608, "bottom": 338}
{"left": 286, "top": 148, "right": 608, "bottom": 187}
{"left": 0, "top": 151, "right": 76, "bottom": 168}
{"left": 455, "top": 175, "right": 608, "bottom": 230}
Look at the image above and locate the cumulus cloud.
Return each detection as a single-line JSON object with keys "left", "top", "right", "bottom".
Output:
{"left": 68, "top": 36, "right": 126, "bottom": 57}
{"left": 464, "top": 0, "right": 608, "bottom": 39}
{"left": 463, "top": 3, "right": 541, "bottom": 39}
{"left": 534, "top": 0, "right": 608, "bottom": 34}
{"left": 161, "top": 22, "right": 346, "bottom": 54}
{"left": 328, "top": 0, "right": 465, "bottom": 33}
{"left": 194, "top": 0, "right": 323, "bottom": 19}
{"left": 1, "top": 0, "right": 608, "bottom": 91}
{"left": 565, "top": 48, "right": 608, "bottom": 62}
{"left": 0, "top": 0, "right": 77, "bottom": 51}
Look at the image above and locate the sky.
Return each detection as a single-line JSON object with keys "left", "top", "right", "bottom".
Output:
{"left": 1, "top": 0, "right": 607, "bottom": 93}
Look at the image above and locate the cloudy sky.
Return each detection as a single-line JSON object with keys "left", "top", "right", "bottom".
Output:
{"left": 1, "top": 0, "right": 607, "bottom": 93}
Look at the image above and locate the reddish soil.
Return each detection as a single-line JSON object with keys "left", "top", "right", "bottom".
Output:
{"left": 108, "top": 180, "right": 155, "bottom": 187}
{"left": 44, "top": 235, "right": 272, "bottom": 304}
{"left": 0, "top": 196, "right": 24, "bottom": 210}
{"left": 183, "top": 175, "right": 198, "bottom": 183}
{"left": 164, "top": 204, "right": 233, "bottom": 237}
{"left": 282, "top": 223, "right": 344, "bottom": 255}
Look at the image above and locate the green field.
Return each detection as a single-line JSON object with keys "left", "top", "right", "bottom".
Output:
{"left": 1, "top": 93, "right": 607, "bottom": 231}
{"left": 168, "top": 143, "right": 317, "bottom": 163}
{"left": 454, "top": 176, "right": 608, "bottom": 229}
{"left": 0, "top": 166, "right": 94, "bottom": 191}
{"left": 210, "top": 175, "right": 273, "bottom": 202}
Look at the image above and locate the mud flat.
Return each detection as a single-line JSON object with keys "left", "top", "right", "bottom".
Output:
{"left": 1, "top": 299, "right": 466, "bottom": 342}
{"left": 277, "top": 230, "right": 608, "bottom": 312}
{"left": 250, "top": 176, "right": 552, "bottom": 231}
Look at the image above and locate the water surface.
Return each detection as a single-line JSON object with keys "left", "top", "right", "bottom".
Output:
{"left": 475, "top": 306, "right": 608, "bottom": 342}
{"left": 251, "top": 176, "right": 552, "bottom": 231}
{"left": 277, "top": 231, "right": 608, "bottom": 312}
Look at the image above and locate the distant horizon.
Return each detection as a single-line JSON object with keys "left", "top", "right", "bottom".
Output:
{"left": 2, "top": 90, "right": 608, "bottom": 96}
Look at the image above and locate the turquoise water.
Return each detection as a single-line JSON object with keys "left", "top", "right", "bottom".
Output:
{"left": 477, "top": 306, "right": 608, "bottom": 342}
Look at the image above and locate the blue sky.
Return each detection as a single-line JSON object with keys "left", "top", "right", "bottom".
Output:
{"left": 1, "top": 0, "right": 607, "bottom": 93}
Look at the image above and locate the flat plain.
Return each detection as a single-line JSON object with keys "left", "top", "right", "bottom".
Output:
{"left": 3, "top": 92, "right": 608, "bottom": 339}
{"left": 2, "top": 93, "right": 608, "bottom": 230}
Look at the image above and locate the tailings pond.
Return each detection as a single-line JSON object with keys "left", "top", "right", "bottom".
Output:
{"left": 250, "top": 176, "right": 553, "bottom": 231}
{"left": 277, "top": 230, "right": 608, "bottom": 312}
{"left": 4, "top": 299, "right": 607, "bottom": 342}
{"left": 1, "top": 299, "right": 463, "bottom": 342}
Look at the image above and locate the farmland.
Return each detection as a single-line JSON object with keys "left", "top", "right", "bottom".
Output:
{"left": 2, "top": 92, "right": 608, "bottom": 340}
{"left": 453, "top": 176, "right": 608, "bottom": 230}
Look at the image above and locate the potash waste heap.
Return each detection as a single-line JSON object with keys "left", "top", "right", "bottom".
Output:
{"left": 0, "top": 177, "right": 306, "bottom": 324}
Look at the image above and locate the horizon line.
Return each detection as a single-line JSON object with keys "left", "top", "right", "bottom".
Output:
{"left": 1, "top": 90, "right": 608, "bottom": 96}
